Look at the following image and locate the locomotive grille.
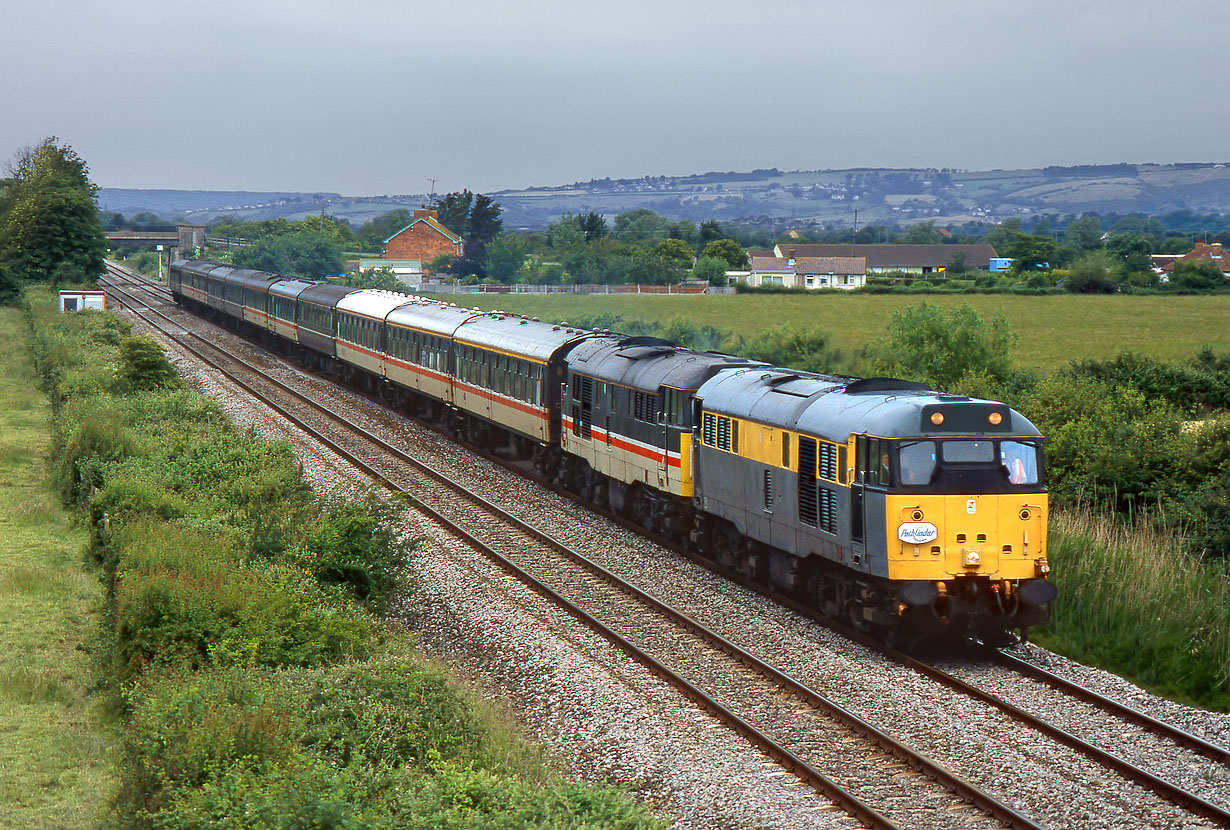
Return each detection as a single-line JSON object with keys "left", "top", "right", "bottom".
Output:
{"left": 818, "top": 442, "right": 837, "bottom": 480}
{"left": 579, "top": 376, "right": 594, "bottom": 439}
{"left": 798, "top": 437, "right": 819, "bottom": 527}
{"left": 702, "top": 412, "right": 716, "bottom": 445}
{"left": 818, "top": 487, "right": 837, "bottom": 534}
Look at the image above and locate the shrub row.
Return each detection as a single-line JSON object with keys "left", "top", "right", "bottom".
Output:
{"left": 26, "top": 291, "right": 660, "bottom": 828}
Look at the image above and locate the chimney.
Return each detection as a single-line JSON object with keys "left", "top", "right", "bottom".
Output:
{"left": 414, "top": 209, "right": 438, "bottom": 221}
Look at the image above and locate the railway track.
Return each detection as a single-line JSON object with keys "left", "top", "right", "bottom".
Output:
{"left": 103, "top": 263, "right": 1230, "bottom": 828}
{"left": 102, "top": 265, "right": 1049, "bottom": 830}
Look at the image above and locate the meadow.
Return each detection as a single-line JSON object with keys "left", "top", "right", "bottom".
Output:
{"left": 459, "top": 292, "right": 1230, "bottom": 371}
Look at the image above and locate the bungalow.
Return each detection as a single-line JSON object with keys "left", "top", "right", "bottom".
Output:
{"left": 743, "top": 255, "right": 866, "bottom": 289}
{"left": 771, "top": 243, "right": 998, "bottom": 274}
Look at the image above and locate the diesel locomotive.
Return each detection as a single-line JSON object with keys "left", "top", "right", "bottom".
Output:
{"left": 169, "top": 258, "right": 1055, "bottom": 645}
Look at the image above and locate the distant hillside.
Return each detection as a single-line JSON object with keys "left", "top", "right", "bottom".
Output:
{"left": 100, "top": 162, "right": 1230, "bottom": 230}
{"left": 96, "top": 189, "right": 344, "bottom": 221}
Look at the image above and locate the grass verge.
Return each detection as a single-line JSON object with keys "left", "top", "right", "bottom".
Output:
{"left": 1037, "top": 507, "right": 1230, "bottom": 711}
{"left": 24, "top": 289, "right": 662, "bottom": 828}
{"left": 0, "top": 305, "right": 115, "bottom": 828}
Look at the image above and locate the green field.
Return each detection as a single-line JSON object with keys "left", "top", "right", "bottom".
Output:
{"left": 458, "top": 293, "right": 1230, "bottom": 372}
{"left": 0, "top": 308, "right": 114, "bottom": 828}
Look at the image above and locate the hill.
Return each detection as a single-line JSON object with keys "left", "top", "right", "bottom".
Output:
{"left": 98, "top": 162, "right": 1230, "bottom": 230}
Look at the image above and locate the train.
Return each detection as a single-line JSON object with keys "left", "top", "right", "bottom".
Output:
{"left": 168, "top": 258, "right": 1056, "bottom": 647}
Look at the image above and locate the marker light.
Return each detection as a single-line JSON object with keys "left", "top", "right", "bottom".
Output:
{"left": 988, "top": 412, "right": 1003, "bottom": 426}
{"left": 930, "top": 412, "right": 945, "bottom": 425}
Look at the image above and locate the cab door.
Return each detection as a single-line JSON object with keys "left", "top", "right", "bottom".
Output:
{"left": 850, "top": 435, "right": 869, "bottom": 554}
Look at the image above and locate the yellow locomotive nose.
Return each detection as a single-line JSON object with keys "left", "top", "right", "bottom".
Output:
{"left": 886, "top": 493, "right": 1048, "bottom": 582}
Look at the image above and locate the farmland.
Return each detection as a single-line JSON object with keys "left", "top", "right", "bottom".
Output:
{"left": 458, "top": 292, "right": 1230, "bottom": 372}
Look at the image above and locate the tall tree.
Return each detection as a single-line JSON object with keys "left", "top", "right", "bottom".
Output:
{"left": 698, "top": 219, "right": 724, "bottom": 244}
{"left": 231, "top": 232, "right": 344, "bottom": 280}
{"left": 577, "top": 211, "right": 608, "bottom": 241}
{"left": 1064, "top": 214, "right": 1104, "bottom": 251}
{"left": 1003, "top": 233, "right": 1056, "bottom": 273}
{"left": 612, "top": 208, "right": 670, "bottom": 242}
{"left": 699, "top": 239, "right": 750, "bottom": 270}
{"left": 1105, "top": 233, "right": 1153, "bottom": 274}
{"left": 484, "top": 233, "right": 528, "bottom": 283}
{"left": 0, "top": 137, "right": 106, "bottom": 283}
{"left": 433, "top": 190, "right": 473, "bottom": 237}
{"left": 467, "top": 193, "right": 504, "bottom": 241}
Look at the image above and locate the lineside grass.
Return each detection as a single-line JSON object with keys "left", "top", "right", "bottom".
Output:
{"left": 1038, "top": 508, "right": 1230, "bottom": 711}
{"left": 0, "top": 306, "right": 115, "bottom": 828}
{"left": 458, "top": 293, "right": 1230, "bottom": 372}
{"left": 23, "top": 290, "right": 662, "bottom": 828}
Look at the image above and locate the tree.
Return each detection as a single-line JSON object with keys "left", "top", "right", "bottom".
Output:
{"left": 1105, "top": 233, "right": 1153, "bottom": 274}
{"left": 699, "top": 239, "right": 749, "bottom": 270}
{"left": 577, "top": 211, "right": 607, "bottom": 241}
{"left": 1003, "top": 233, "right": 1056, "bottom": 273}
{"left": 0, "top": 263, "right": 20, "bottom": 306}
{"left": 1065, "top": 250, "right": 1120, "bottom": 293}
{"left": 356, "top": 208, "right": 413, "bottom": 250}
{"left": 898, "top": 220, "right": 943, "bottom": 244}
{"left": 612, "top": 208, "right": 670, "bottom": 243}
{"left": 467, "top": 193, "right": 503, "bottom": 241}
{"left": 231, "top": 232, "right": 344, "bottom": 280}
{"left": 667, "top": 220, "right": 698, "bottom": 246}
{"left": 699, "top": 220, "right": 724, "bottom": 244}
{"left": 547, "top": 213, "right": 585, "bottom": 251}
{"left": 336, "top": 266, "right": 406, "bottom": 291}
{"left": 433, "top": 191, "right": 473, "bottom": 237}
{"left": 1064, "top": 214, "right": 1103, "bottom": 252}
{"left": 1170, "top": 259, "right": 1226, "bottom": 291}
{"left": 0, "top": 137, "right": 106, "bottom": 283}
{"left": 484, "top": 233, "right": 529, "bottom": 283}
{"left": 693, "top": 255, "right": 729, "bottom": 286}
{"left": 874, "top": 301, "right": 1017, "bottom": 391}
{"left": 984, "top": 218, "right": 1023, "bottom": 252}
{"left": 432, "top": 190, "right": 503, "bottom": 242}
{"left": 654, "top": 238, "right": 694, "bottom": 266}
{"left": 626, "top": 249, "right": 686, "bottom": 285}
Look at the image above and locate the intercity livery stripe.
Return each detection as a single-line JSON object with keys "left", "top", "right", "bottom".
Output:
{"left": 562, "top": 415, "right": 682, "bottom": 468}
{"left": 336, "top": 340, "right": 549, "bottom": 422}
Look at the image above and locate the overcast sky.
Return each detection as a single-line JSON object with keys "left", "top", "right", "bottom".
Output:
{"left": 3, "top": 0, "right": 1226, "bottom": 195}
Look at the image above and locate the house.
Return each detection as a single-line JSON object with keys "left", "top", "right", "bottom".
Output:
{"left": 742, "top": 255, "right": 866, "bottom": 289}
{"left": 383, "top": 209, "right": 464, "bottom": 266}
{"left": 1160, "top": 242, "right": 1230, "bottom": 276}
{"left": 771, "top": 243, "right": 998, "bottom": 274}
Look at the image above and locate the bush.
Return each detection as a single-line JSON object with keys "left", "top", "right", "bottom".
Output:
{"left": 116, "top": 667, "right": 305, "bottom": 822}
{"left": 293, "top": 489, "right": 413, "bottom": 612}
{"left": 1018, "top": 374, "right": 1182, "bottom": 507}
{"left": 112, "top": 521, "right": 373, "bottom": 680}
{"left": 118, "top": 335, "right": 180, "bottom": 391}
{"left": 873, "top": 301, "right": 1017, "bottom": 391}
{"left": 1067, "top": 348, "right": 1230, "bottom": 413}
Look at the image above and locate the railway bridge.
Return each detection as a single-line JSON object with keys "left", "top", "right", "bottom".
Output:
{"left": 105, "top": 224, "right": 206, "bottom": 257}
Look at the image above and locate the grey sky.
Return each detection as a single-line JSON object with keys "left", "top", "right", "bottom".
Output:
{"left": 3, "top": 0, "right": 1226, "bottom": 195}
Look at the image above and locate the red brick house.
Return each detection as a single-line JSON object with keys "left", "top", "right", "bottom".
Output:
{"left": 383, "top": 209, "right": 463, "bottom": 264}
